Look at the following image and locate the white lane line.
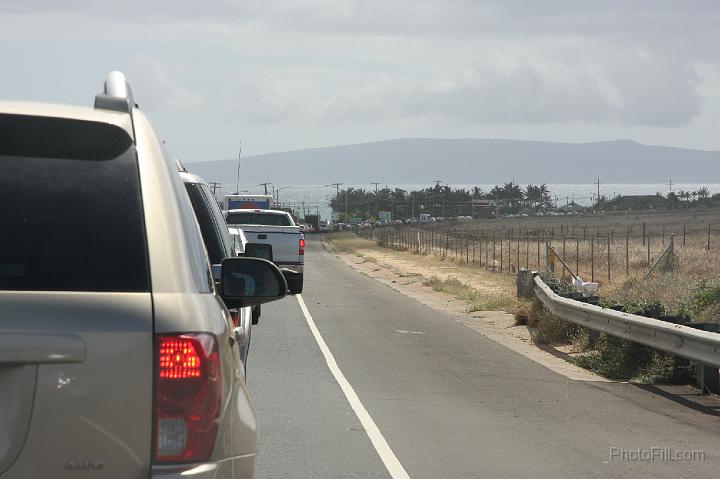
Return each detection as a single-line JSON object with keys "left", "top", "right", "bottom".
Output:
{"left": 296, "top": 294, "right": 411, "bottom": 479}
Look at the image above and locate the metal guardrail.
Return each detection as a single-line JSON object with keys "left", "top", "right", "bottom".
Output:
{"left": 532, "top": 274, "right": 720, "bottom": 368}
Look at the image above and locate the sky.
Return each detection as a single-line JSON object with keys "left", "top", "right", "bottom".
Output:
{"left": 1, "top": 1, "right": 719, "bottom": 162}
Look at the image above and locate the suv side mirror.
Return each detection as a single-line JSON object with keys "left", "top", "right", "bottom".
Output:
{"left": 220, "top": 257, "right": 287, "bottom": 308}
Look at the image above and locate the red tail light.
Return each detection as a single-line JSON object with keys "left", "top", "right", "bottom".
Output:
{"left": 154, "top": 334, "right": 220, "bottom": 463}
{"left": 299, "top": 238, "right": 305, "bottom": 255}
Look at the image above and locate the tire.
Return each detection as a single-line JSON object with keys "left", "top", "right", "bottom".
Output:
{"left": 288, "top": 273, "right": 304, "bottom": 295}
{"left": 251, "top": 304, "right": 261, "bottom": 325}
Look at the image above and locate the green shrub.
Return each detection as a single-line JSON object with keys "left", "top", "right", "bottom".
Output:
{"left": 573, "top": 334, "right": 694, "bottom": 382}
{"left": 530, "top": 303, "right": 578, "bottom": 344}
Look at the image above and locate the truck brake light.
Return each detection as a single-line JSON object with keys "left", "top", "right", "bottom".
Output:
{"left": 299, "top": 238, "right": 305, "bottom": 255}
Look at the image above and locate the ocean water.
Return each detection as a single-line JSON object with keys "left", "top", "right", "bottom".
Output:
{"left": 228, "top": 183, "right": 720, "bottom": 221}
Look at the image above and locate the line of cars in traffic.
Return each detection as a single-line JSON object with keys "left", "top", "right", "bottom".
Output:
{"left": 0, "top": 72, "right": 297, "bottom": 478}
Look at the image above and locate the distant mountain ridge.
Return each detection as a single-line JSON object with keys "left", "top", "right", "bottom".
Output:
{"left": 185, "top": 138, "right": 720, "bottom": 185}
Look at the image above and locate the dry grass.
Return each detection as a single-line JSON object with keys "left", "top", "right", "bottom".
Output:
{"left": 327, "top": 232, "right": 524, "bottom": 314}
{"left": 325, "top": 232, "right": 380, "bottom": 253}
{"left": 423, "top": 276, "right": 525, "bottom": 313}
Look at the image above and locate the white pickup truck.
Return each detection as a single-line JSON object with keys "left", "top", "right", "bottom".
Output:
{"left": 224, "top": 209, "right": 305, "bottom": 293}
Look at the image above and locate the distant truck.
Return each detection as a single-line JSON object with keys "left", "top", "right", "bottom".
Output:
{"left": 304, "top": 214, "right": 321, "bottom": 233}
{"left": 225, "top": 209, "right": 305, "bottom": 293}
{"left": 224, "top": 194, "right": 274, "bottom": 211}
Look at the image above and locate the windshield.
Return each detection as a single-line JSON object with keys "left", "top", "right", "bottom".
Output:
{"left": 226, "top": 212, "right": 292, "bottom": 226}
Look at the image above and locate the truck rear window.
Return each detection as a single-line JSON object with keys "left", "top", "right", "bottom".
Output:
{"left": 225, "top": 212, "right": 292, "bottom": 226}
{"left": 0, "top": 114, "right": 150, "bottom": 292}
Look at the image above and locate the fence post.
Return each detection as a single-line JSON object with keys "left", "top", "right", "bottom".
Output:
{"left": 683, "top": 224, "right": 686, "bottom": 248}
{"left": 642, "top": 222, "right": 646, "bottom": 246}
{"left": 590, "top": 238, "right": 595, "bottom": 282}
{"left": 467, "top": 235, "right": 470, "bottom": 263}
{"left": 537, "top": 235, "right": 541, "bottom": 269}
{"left": 708, "top": 224, "right": 712, "bottom": 251}
{"left": 500, "top": 234, "right": 504, "bottom": 272}
{"left": 576, "top": 236, "right": 579, "bottom": 278}
{"left": 493, "top": 232, "right": 497, "bottom": 272}
{"left": 647, "top": 234, "right": 651, "bottom": 265}
{"left": 625, "top": 230, "right": 630, "bottom": 276}
{"left": 670, "top": 233, "right": 674, "bottom": 259}
{"left": 472, "top": 235, "right": 476, "bottom": 265}
{"left": 484, "top": 232, "right": 488, "bottom": 267}
{"left": 526, "top": 233, "right": 530, "bottom": 269}
{"left": 607, "top": 235, "right": 611, "bottom": 283}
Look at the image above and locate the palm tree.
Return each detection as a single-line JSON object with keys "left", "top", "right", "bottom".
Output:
{"left": 679, "top": 190, "right": 690, "bottom": 208}
{"left": 524, "top": 184, "right": 538, "bottom": 209}
{"left": 538, "top": 184, "right": 550, "bottom": 209}
{"left": 697, "top": 187, "right": 710, "bottom": 208}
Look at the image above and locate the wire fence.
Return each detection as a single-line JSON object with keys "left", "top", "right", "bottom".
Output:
{"left": 356, "top": 222, "right": 720, "bottom": 284}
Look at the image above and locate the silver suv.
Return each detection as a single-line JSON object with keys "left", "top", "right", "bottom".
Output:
{"left": 178, "top": 169, "right": 254, "bottom": 366}
{"left": 0, "top": 72, "right": 285, "bottom": 478}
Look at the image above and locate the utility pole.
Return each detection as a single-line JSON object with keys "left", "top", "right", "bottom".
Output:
{"left": 259, "top": 182, "right": 271, "bottom": 195}
{"left": 411, "top": 192, "right": 415, "bottom": 220}
{"left": 235, "top": 142, "right": 242, "bottom": 194}
{"left": 325, "top": 183, "right": 343, "bottom": 223}
{"left": 668, "top": 179, "right": 673, "bottom": 194}
{"left": 208, "top": 181, "right": 221, "bottom": 195}
{"left": 434, "top": 180, "right": 444, "bottom": 218}
{"left": 371, "top": 182, "right": 381, "bottom": 217}
{"left": 345, "top": 188, "right": 349, "bottom": 223}
{"left": 595, "top": 178, "right": 600, "bottom": 204}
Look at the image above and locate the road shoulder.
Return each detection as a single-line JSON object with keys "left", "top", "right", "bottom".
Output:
{"left": 324, "top": 238, "right": 608, "bottom": 382}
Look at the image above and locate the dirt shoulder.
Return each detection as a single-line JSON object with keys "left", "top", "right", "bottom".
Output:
{"left": 323, "top": 233, "right": 607, "bottom": 382}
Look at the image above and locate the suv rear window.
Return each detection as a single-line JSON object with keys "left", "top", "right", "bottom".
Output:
{"left": 0, "top": 114, "right": 149, "bottom": 292}
{"left": 225, "top": 212, "right": 292, "bottom": 226}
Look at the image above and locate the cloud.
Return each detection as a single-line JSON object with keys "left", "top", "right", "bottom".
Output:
{"left": 127, "top": 57, "right": 204, "bottom": 111}
{"left": 229, "top": 45, "right": 700, "bottom": 127}
{"left": 0, "top": 0, "right": 716, "bottom": 153}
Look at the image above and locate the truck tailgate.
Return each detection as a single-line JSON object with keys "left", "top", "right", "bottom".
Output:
{"left": 239, "top": 225, "right": 303, "bottom": 265}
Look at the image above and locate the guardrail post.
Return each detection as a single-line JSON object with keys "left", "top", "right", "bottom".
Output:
{"left": 696, "top": 363, "right": 720, "bottom": 394}
{"left": 516, "top": 269, "right": 535, "bottom": 298}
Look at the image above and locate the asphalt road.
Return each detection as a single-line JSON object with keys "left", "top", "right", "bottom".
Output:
{"left": 249, "top": 238, "right": 720, "bottom": 478}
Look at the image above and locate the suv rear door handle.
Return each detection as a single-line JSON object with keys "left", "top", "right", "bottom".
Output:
{"left": 0, "top": 333, "right": 86, "bottom": 364}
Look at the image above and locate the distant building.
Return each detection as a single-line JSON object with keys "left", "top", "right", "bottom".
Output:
{"left": 472, "top": 199, "right": 497, "bottom": 218}
{"left": 610, "top": 195, "right": 668, "bottom": 210}
{"left": 558, "top": 201, "right": 584, "bottom": 213}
